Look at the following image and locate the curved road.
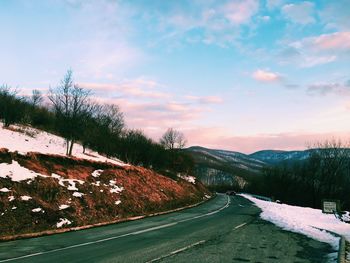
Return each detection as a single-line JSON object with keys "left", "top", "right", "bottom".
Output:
{"left": 0, "top": 194, "right": 334, "bottom": 263}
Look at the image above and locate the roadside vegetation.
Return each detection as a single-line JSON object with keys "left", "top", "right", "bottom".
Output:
{"left": 247, "top": 140, "right": 350, "bottom": 211}
{"left": 0, "top": 70, "right": 193, "bottom": 178}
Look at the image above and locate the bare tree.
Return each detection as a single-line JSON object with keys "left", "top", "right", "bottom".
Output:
{"left": 309, "top": 139, "right": 350, "bottom": 201}
{"left": 48, "top": 70, "right": 91, "bottom": 156}
{"left": 0, "top": 85, "right": 25, "bottom": 127}
{"left": 97, "top": 104, "right": 124, "bottom": 134}
{"left": 31, "top": 89, "right": 43, "bottom": 106}
{"left": 160, "top": 128, "right": 187, "bottom": 150}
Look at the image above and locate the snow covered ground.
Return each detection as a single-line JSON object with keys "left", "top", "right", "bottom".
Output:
{"left": 177, "top": 174, "right": 196, "bottom": 184}
{"left": 0, "top": 124, "right": 127, "bottom": 166}
{"left": 0, "top": 158, "right": 124, "bottom": 204}
{"left": 241, "top": 194, "right": 350, "bottom": 251}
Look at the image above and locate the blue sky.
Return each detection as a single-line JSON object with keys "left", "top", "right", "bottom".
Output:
{"left": 1, "top": 0, "right": 350, "bottom": 153}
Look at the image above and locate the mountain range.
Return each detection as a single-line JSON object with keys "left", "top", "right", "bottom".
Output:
{"left": 185, "top": 146, "right": 312, "bottom": 190}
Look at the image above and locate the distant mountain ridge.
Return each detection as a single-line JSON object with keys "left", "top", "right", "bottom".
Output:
{"left": 185, "top": 146, "right": 315, "bottom": 190}
{"left": 249, "top": 149, "right": 311, "bottom": 164}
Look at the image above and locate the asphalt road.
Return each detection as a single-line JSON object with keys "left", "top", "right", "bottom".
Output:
{"left": 0, "top": 194, "right": 335, "bottom": 263}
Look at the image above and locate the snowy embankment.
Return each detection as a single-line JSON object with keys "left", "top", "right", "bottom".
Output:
{"left": 0, "top": 123, "right": 211, "bottom": 238}
{"left": 241, "top": 194, "right": 350, "bottom": 250}
{"left": 0, "top": 124, "right": 126, "bottom": 166}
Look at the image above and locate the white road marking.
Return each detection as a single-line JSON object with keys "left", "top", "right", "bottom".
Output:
{"left": 131, "top": 223, "right": 177, "bottom": 235}
{"left": 233, "top": 222, "right": 248, "bottom": 230}
{"left": 178, "top": 196, "right": 230, "bottom": 223}
{"left": 146, "top": 240, "right": 206, "bottom": 263}
{"left": 0, "top": 196, "right": 230, "bottom": 262}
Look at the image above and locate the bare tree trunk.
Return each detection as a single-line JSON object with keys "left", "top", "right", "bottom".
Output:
{"left": 66, "top": 138, "right": 70, "bottom": 156}
{"left": 68, "top": 139, "right": 74, "bottom": 156}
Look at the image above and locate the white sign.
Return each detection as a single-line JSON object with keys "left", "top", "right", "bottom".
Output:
{"left": 323, "top": 201, "right": 337, "bottom": 214}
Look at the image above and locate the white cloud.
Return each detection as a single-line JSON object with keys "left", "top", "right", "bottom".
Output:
{"left": 280, "top": 32, "right": 350, "bottom": 67}
{"left": 252, "top": 69, "right": 282, "bottom": 82}
{"left": 282, "top": 2, "right": 316, "bottom": 25}
{"left": 302, "top": 56, "right": 337, "bottom": 68}
{"left": 223, "top": 0, "right": 259, "bottom": 25}
{"left": 137, "top": 0, "right": 261, "bottom": 47}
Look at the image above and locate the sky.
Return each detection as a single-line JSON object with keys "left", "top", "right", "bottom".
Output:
{"left": 1, "top": 0, "right": 350, "bottom": 153}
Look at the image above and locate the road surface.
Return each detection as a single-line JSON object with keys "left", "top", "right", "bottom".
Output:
{"left": 0, "top": 194, "right": 335, "bottom": 262}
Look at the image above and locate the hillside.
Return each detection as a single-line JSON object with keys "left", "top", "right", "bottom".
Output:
{"left": 0, "top": 125, "right": 210, "bottom": 239}
{"left": 185, "top": 146, "right": 325, "bottom": 190}
{"left": 185, "top": 146, "right": 266, "bottom": 190}
{"left": 249, "top": 150, "right": 311, "bottom": 164}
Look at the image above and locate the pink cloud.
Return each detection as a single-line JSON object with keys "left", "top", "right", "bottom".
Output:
{"left": 185, "top": 95, "right": 224, "bottom": 104}
{"left": 284, "top": 32, "right": 350, "bottom": 67}
{"left": 252, "top": 69, "right": 281, "bottom": 82}
{"left": 93, "top": 97, "right": 204, "bottom": 140}
{"left": 224, "top": 0, "right": 259, "bottom": 25}
{"left": 312, "top": 32, "right": 350, "bottom": 50}
{"left": 79, "top": 80, "right": 170, "bottom": 99}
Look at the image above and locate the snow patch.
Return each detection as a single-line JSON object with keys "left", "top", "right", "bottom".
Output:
{"left": 72, "top": 192, "right": 84, "bottom": 198}
{"left": 0, "top": 160, "right": 47, "bottom": 182}
{"left": 20, "top": 195, "right": 32, "bottom": 201}
{"left": 58, "top": 204, "right": 70, "bottom": 210}
{"left": 109, "top": 180, "right": 124, "bottom": 194}
{"left": 56, "top": 218, "right": 72, "bottom": 228}
{"left": 32, "top": 207, "right": 43, "bottom": 213}
{"left": 51, "top": 173, "right": 84, "bottom": 191}
{"left": 115, "top": 200, "right": 121, "bottom": 205}
{"left": 241, "top": 194, "right": 350, "bottom": 249}
{"left": 0, "top": 161, "right": 47, "bottom": 182}
{"left": 67, "top": 181, "right": 78, "bottom": 191}
{"left": 110, "top": 186, "right": 124, "bottom": 194}
{"left": 177, "top": 174, "right": 196, "bottom": 184}
{"left": 0, "top": 187, "right": 10, "bottom": 193}
{"left": 91, "top": 169, "right": 103, "bottom": 178}
{"left": 11, "top": 206, "right": 17, "bottom": 210}
{"left": 8, "top": 196, "right": 15, "bottom": 202}
{"left": 91, "top": 181, "right": 101, "bottom": 187}
{"left": 341, "top": 211, "right": 350, "bottom": 223}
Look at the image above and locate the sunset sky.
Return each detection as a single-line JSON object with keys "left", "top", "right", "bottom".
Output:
{"left": 1, "top": 0, "right": 350, "bottom": 153}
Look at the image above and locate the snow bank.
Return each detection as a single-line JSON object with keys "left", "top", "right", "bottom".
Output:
{"left": 241, "top": 194, "right": 350, "bottom": 249}
{"left": 56, "top": 218, "right": 72, "bottom": 228}
{"left": 0, "top": 124, "right": 127, "bottom": 166}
